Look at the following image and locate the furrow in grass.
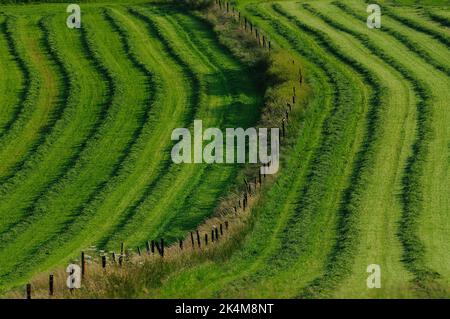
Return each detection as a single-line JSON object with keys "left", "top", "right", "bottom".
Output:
{"left": 335, "top": 0, "right": 441, "bottom": 295}
{"left": 0, "top": 20, "right": 25, "bottom": 138}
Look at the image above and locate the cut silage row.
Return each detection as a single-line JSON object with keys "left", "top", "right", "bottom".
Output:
{"left": 0, "top": 8, "right": 153, "bottom": 291}
{"left": 334, "top": 1, "right": 442, "bottom": 294}
{"left": 255, "top": 3, "right": 382, "bottom": 298}
{"left": 424, "top": 9, "right": 450, "bottom": 28}
{"left": 96, "top": 5, "right": 206, "bottom": 249}
{"left": 354, "top": 3, "right": 450, "bottom": 76}
{"left": 383, "top": 6, "right": 450, "bottom": 48}
{"left": 0, "top": 18, "right": 25, "bottom": 139}
{"left": 0, "top": 16, "right": 53, "bottom": 181}
{"left": 114, "top": 6, "right": 261, "bottom": 247}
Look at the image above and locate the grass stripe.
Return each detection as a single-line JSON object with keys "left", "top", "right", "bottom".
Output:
{"left": 0, "top": 20, "right": 25, "bottom": 138}
{"left": 336, "top": 0, "right": 443, "bottom": 296}
{"left": 0, "top": 8, "right": 151, "bottom": 289}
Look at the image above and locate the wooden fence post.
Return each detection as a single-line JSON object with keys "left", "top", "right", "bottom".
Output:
{"left": 119, "top": 254, "right": 123, "bottom": 267}
{"left": 137, "top": 246, "right": 141, "bottom": 256}
{"left": 205, "top": 233, "right": 208, "bottom": 246}
{"left": 81, "top": 251, "right": 85, "bottom": 278}
{"left": 112, "top": 252, "right": 116, "bottom": 263}
{"left": 196, "top": 230, "right": 201, "bottom": 248}
{"left": 146, "top": 241, "right": 151, "bottom": 255}
{"left": 190, "top": 232, "right": 195, "bottom": 248}
{"left": 220, "top": 223, "right": 223, "bottom": 235}
{"left": 215, "top": 227, "right": 219, "bottom": 240}
{"left": 49, "top": 274, "right": 54, "bottom": 296}
{"left": 179, "top": 239, "right": 183, "bottom": 250}
{"left": 120, "top": 243, "right": 124, "bottom": 256}
{"left": 102, "top": 255, "right": 106, "bottom": 269}
{"left": 160, "top": 238, "right": 164, "bottom": 257}
{"left": 26, "top": 283, "right": 31, "bottom": 299}
{"left": 211, "top": 229, "right": 215, "bottom": 242}
{"left": 151, "top": 240, "right": 155, "bottom": 254}
{"left": 225, "top": 220, "right": 229, "bottom": 230}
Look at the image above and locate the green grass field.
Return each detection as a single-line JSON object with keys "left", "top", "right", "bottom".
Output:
{"left": 0, "top": 0, "right": 449, "bottom": 298}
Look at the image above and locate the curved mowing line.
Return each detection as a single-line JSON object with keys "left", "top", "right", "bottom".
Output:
{"left": 349, "top": 3, "right": 450, "bottom": 76}
{"left": 0, "top": 9, "right": 154, "bottom": 287}
{"left": 0, "top": 17, "right": 64, "bottom": 182}
{"left": 249, "top": 3, "right": 380, "bottom": 297}
{"left": 96, "top": 6, "right": 204, "bottom": 249}
{"left": 424, "top": 9, "right": 450, "bottom": 28}
{"left": 130, "top": 9, "right": 245, "bottom": 243}
{"left": 0, "top": 17, "right": 32, "bottom": 146}
{"left": 335, "top": 0, "right": 439, "bottom": 293}
{"left": 224, "top": 3, "right": 364, "bottom": 296}
{"left": 0, "top": 16, "right": 71, "bottom": 185}
{"left": 93, "top": 7, "right": 184, "bottom": 250}
{"left": 100, "top": 11, "right": 223, "bottom": 248}
{"left": 0, "top": 6, "right": 204, "bottom": 287}
{"left": 0, "top": 21, "right": 26, "bottom": 141}
{"left": 383, "top": 6, "right": 450, "bottom": 48}
{"left": 0, "top": 14, "right": 115, "bottom": 248}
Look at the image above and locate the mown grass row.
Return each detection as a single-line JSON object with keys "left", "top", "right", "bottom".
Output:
{"left": 95, "top": 5, "right": 204, "bottom": 249}
{"left": 0, "top": 11, "right": 112, "bottom": 243}
{"left": 267, "top": 2, "right": 387, "bottom": 297}
{"left": 346, "top": 2, "right": 450, "bottom": 76}
{"left": 384, "top": 6, "right": 450, "bottom": 47}
{"left": 335, "top": 0, "right": 439, "bottom": 292}
{"left": 0, "top": 19, "right": 25, "bottom": 140}
{"left": 0, "top": 16, "right": 40, "bottom": 179}
{"left": 424, "top": 9, "right": 450, "bottom": 27}
{"left": 16, "top": 6, "right": 194, "bottom": 286}
{"left": 0, "top": 8, "right": 152, "bottom": 289}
